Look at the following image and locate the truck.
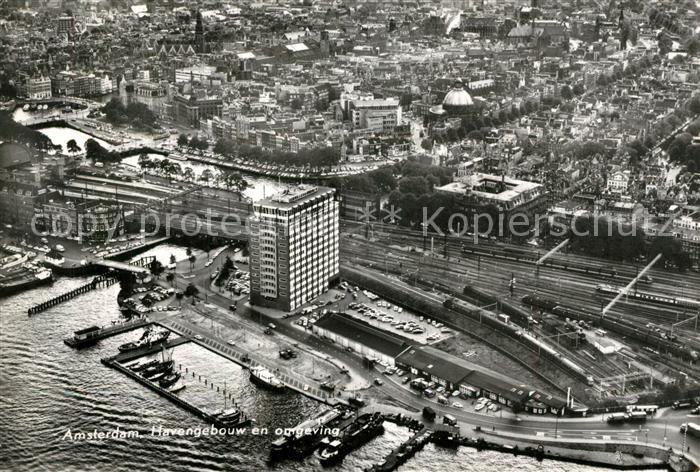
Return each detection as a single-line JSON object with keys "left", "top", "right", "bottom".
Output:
{"left": 627, "top": 411, "right": 647, "bottom": 422}
{"left": 680, "top": 423, "right": 700, "bottom": 438}
{"left": 442, "top": 414, "right": 457, "bottom": 426}
{"left": 672, "top": 400, "right": 693, "bottom": 410}
{"left": 606, "top": 413, "right": 628, "bottom": 424}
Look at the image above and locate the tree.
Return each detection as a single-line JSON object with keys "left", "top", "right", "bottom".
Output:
{"left": 398, "top": 176, "right": 431, "bottom": 195}
{"left": 370, "top": 167, "right": 397, "bottom": 193}
{"left": 223, "top": 171, "right": 249, "bottom": 193}
{"left": 290, "top": 97, "right": 302, "bottom": 110}
{"left": 102, "top": 97, "right": 127, "bottom": 124}
{"left": 183, "top": 167, "right": 195, "bottom": 182}
{"left": 467, "top": 130, "right": 485, "bottom": 141}
{"left": 177, "top": 134, "right": 189, "bottom": 147}
{"left": 658, "top": 34, "right": 673, "bottom": 55}
{"left": 200, "top": 168, "right": 214, "bottom": 184}
{"left": 560, "top": 85, "right": 574, "bottom": 100}
{"left": 193, "top": 136, "right": 209, "bottom": 150}
{"left": 188, "top": 254, "right": 196, "bottom": 272}
{"left": 66, "top": 139, "right": 81, "bottom": 155}
{"left": 184, "top": 283, "right": 199, "bottom": 297}
{"left": 149, "top": 259, "right": 164, "bottom": 279}
{"left": 85, "top": 138, "right": 118, "bottom": 163}
{"left": 166, "top": 272, "right": 175, "bottom": 286}
{"left": 686, "top": 35, "right": 700, "bottom": 56}
{"left": 169, "top": 254, "right": 176, "bottom": 265}
{"left": 214, "top": 138, "right": 236, "bottom": 156}
{"left": 688, "top": 94, "right": 700, "bottom": 115}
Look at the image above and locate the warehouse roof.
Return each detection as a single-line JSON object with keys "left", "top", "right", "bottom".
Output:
{"left": 313, "top": 312, "right": 412, "bottom": 358}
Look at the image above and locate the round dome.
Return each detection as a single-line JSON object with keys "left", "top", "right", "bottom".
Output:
{"left": 443, "top": 85, "right": 473, "bottom": 108}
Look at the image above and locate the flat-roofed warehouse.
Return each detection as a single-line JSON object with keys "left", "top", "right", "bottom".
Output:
{"left": 311, "top": 312, "right": 412, "bottom": 366}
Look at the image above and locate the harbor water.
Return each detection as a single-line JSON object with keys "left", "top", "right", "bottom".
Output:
{"left": 0, "top": 276, "right": 664, "bottom": 471}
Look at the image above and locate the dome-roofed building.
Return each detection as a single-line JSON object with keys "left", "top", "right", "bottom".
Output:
{"left": 442, "top": 79, "right": 473, "bottom": 111}
{"left": 429, "top": 79, "right": 474, "bottom": 117}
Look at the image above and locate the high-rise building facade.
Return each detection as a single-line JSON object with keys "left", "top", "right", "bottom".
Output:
{"left": 249, "top": 185, "right": 339, "bottom": 312}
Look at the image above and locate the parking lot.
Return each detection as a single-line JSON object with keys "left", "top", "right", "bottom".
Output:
{"left": 290, "top": 283, "right": 454, "bottom": 345}
{"left": 122, "top": 285, "right": 179, "bottom": 315}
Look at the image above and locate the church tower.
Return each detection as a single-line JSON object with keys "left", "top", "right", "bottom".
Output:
{"left": 195, "top": 11, "right": 205, "bottom": 53}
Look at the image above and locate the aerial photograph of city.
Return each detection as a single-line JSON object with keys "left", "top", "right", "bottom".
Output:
{"left": 0, "top": 0, "right": 699, "bottom": 471}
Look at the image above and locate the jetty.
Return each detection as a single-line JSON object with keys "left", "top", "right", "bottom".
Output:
{"left": 102, "top": 356, "right": 252, "bottom": 429}
{"left": 27, "top": 273, "right": 118, "bottom": 315}
{"left": 64, "top": 317, "right": 150, "bottom": 348}
{"left": 367, "top": 427, "right": 432, "bottom": 472}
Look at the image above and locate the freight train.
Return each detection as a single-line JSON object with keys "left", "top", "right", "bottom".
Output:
{"left": 521, "top": 294, "right": 699, "bottom": 363}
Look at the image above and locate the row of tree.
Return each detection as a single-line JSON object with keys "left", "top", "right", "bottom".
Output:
{"left": 214, "top": 138, "right": 340, "bottom": 168}
{"left": 85, "top": 138, "right": 121, "bottom": 163}
{"left": 177, "top": 134, "right": 209, "bottom": 150}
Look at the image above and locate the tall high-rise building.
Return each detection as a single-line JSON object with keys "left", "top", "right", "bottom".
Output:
{"left": 249, "top": 185, "right": 339, "bottom": 312}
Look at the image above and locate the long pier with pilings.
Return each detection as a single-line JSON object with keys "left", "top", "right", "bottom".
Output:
{"left": 102, "top": 356, "right": 252, "bottom": 429}
{"left": 27, "top": 274, "right": 118, "bottom": 316}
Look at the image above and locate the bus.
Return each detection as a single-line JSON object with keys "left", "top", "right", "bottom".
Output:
{"left": 626, "top": 405, "right": 658, "bottom": 415}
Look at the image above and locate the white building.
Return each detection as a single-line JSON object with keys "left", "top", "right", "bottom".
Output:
{"left": 175, "top": 65, "right": 217, "bottom": 84}
{"left": 606, "top": 170, "right": 631, "bottom": 194}
{"left": 349, "top": 98, "right": 401, "bottom": 132}
{"left": 249, "top": 185, "right": 339, "bottom": 312}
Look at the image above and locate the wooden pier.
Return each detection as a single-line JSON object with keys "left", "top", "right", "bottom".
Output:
{"left": 27, "top": 274, "right": 118, "bottom": 316}
{"left": 63, "top": 318, "right": 150, "bottom": 349}
{"left": 366, "top": 427, "right": 432, "bottom": 472}
{"left": 102, "top": 357, "right": 251, "bottom": 429}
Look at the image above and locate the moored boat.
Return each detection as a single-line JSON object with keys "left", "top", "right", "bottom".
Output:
{"left": 168, "top": 382, "right": 186, "bottom": 393}
{"left": 129, "top": 359, "right": 159, "bottom": 372}
{"left": 142, "top": 360, "right": 173, "bottom": 378}
{"left": 158, "top": 372, "right": 181, "bottom": 388}
{"left": 269, "top": 408, "right": 343, "bottom": 461}
{"left": 249, "top": 366, "right": 285, "bottom": 390}
{"left": 315, "top": 412, "right": 384, "bottom": 467}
